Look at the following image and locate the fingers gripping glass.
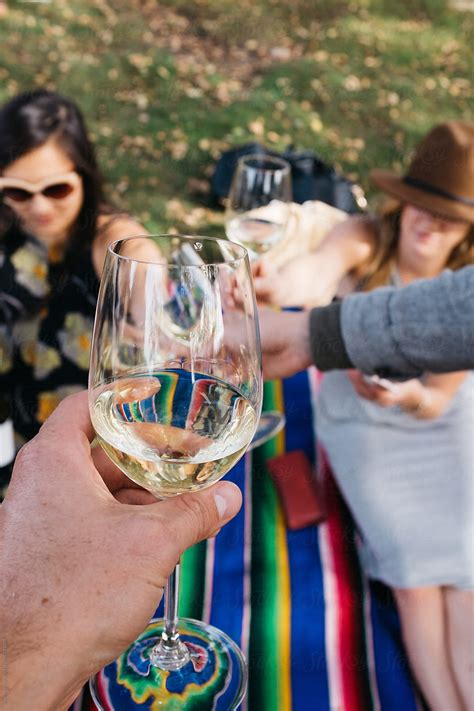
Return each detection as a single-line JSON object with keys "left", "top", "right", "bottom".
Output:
{"left": 88, "top": 235, "right": 263, "bottom": 709}
{"left": 0, "top": 171, "right": 80, "bottom": 202}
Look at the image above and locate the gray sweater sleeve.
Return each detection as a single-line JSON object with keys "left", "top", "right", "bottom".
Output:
{"left": 340, "top": 265, "right": 474, "bottom": 376}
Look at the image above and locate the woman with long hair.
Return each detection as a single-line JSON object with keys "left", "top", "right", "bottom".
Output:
{"left": 256, "top": 122, "right": 474, "bottom": 709}
{"left": 0, "top": 89, "right": 145, "bottom": 452}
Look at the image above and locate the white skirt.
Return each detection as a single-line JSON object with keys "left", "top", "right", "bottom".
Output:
{"left": 316, "top": 371, "right": 474, "bottom": 589}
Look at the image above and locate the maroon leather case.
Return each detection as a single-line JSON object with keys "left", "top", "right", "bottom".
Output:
{"left": 267, "top": 450, "right": 326, "bottom": 530}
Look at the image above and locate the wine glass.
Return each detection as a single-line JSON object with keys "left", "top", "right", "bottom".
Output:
{"left": 225, "top": 154, "right": 292, "bottom": 259}
{"left": 88, "top": 235, "right": 262, "bottom": 709}
{"left": 225, "top": 155, "right": 290, "bottom": 447}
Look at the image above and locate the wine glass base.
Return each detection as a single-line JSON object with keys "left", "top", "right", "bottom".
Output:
{"left": 248, "top": 411, "right": 285, "bottom": 451}
{"left": 89, "top": 617, "right": 247, "bottom": 710}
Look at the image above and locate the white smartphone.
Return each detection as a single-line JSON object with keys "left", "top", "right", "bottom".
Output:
{"left": 363, "top": 374, "right": 397, "bottom": 392}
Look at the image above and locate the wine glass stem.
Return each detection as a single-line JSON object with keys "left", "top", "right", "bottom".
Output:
{"left": 149, "top": 561, "right": 191, "bottom": 670}
{"left": 164, "top": 561, "right": 180, "bottom": 639}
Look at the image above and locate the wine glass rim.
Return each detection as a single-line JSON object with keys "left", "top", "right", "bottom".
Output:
{"left": 237, "top": 154, "right": 291, "bottom": 172}
{"left": 107, "top": 234, "right": 249, "bottom": 266}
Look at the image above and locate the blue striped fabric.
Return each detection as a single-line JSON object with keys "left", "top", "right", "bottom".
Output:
{"left": 79, "top": 369, "right": 422, "bottom": 711}
{"left": 283, "top": 372, "right": 331, "bottom": 708}
{"left": 208, "top": 459, "right": 248, "bottom": 645}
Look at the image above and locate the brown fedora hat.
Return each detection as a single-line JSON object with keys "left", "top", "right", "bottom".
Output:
{"left": 370, "top": 121, "right": 474, "bottom": 223}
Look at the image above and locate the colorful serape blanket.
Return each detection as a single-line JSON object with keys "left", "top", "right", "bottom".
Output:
{"left": 78, "top": 368, "right": 422, "bottom": 710}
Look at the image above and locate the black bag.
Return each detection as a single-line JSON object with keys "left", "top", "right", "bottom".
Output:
{"left": 210, "top": 143, "right": 365, "bottom": 214}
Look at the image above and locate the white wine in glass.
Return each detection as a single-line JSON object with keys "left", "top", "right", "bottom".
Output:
{"left": 92, "top": 370, "right": 257, "bottom": 497}
{"left": 225, "top": 154, "right": 292, "bottom": 258}
{"left": 88, "top": 235, "right": 262, "bottom": 710}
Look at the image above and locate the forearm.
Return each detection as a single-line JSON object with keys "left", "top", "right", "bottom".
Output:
{"left": 300, "top": 224, "right": 374, "bottom": 306}
{"left": 340, "top": 267, "right": 474, "bottom": 376}
{"left": 6, "top": 652, "right": 84, "bottom": 711}
{"left": 1, "top": 514, "right": 84, "bottom": 710}
{"left": 320, "top": 222, "right": 374, "bottom": 274}
{"left": 270, "top": 219, "right": 374, "bottom": 308}
{"left": 280, "top": 252, "right": 335, "bottom": 306}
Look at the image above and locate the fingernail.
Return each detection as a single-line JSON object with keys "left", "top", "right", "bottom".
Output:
{"left": 213, "top": 482, "right": 242, "bottom": 520}
{"left": 214, "top": 493, "right": 228, "bottom": 519}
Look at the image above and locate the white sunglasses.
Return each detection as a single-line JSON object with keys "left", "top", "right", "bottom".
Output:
{"left": 0, "top": 171, "right": 80, "bottom": 203}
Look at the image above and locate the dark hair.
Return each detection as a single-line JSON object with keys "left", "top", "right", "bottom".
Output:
{"left": 0, "top": 89, "right": 112, "bottom": 260}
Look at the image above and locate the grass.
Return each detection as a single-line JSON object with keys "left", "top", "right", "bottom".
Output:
{"left": 1, "top": 0, "right": 472, "bottom": 235}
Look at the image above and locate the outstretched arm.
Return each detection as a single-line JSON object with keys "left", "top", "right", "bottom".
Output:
{"left": 259, "top": 266, "right": 474, "bottom": 379}
{"left": 340, "top": 265, "right": 474, "bottom": 377}
{"left": 253, "top": 216, "right": 375, "bottom": 307}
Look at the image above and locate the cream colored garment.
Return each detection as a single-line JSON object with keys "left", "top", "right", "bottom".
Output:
{"left": 262, "top": 199, "right": 347, "bottom": 269}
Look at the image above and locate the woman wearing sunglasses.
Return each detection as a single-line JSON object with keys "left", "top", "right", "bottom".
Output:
{"left": 0, "top": 90, "right": 145, "bottom": 470}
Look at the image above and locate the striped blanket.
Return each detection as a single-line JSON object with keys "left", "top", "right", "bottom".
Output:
{"left": 78, "top": 369, "right": 422, "bottom": 710}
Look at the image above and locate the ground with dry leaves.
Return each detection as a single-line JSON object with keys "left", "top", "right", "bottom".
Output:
{"left": 0, "top": 0, "right": 471, "bottom": 233}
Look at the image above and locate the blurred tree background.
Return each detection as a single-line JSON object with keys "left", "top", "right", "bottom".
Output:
{"left": 0, "top": 0, "right": 472, "bottom": 234}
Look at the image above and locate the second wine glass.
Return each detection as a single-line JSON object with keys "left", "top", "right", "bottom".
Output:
{"left": 225, "top": 154, "right": 292, "bottom": 259}
{"left": 88, "top": 234, "right": 262, "bottom": 709}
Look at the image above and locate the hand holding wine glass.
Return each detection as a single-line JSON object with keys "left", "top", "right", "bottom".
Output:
{"left": 2, "top": 391, "right": 243, "bottom": 711}
{"left": 88, "top": 234, "right": 262, "bottom": 709}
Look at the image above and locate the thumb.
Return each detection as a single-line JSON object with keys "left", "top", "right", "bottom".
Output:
{"left": 153, "top": 481, "right": 242, "bottom": 554}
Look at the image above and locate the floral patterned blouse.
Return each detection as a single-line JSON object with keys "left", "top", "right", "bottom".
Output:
{"left": 0, "top": 228, "right": 99, "bottom": 445}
